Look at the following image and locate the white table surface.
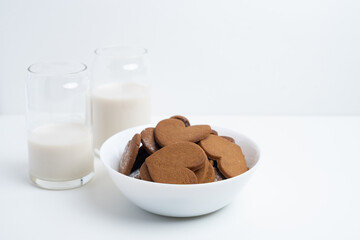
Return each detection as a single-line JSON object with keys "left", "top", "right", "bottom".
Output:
{"left": 1, "top": 115, "right": 359, "bottom": 240}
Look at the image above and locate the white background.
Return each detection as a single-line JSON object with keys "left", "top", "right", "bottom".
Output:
{"left": 0, "top": 0, "right": 360, "bottom": 115}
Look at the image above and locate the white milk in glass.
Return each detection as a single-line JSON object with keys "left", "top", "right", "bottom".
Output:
{"left": 28, "top": 123, "right": 94, "bottom": 181}
{"left": 92, "top": 82, "right": 151, "bottom": 150}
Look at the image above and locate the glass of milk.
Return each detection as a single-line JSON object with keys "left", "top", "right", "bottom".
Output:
{"left": 26, "top": 62, "right": 94, "bottom": 190}
{"left": 92, "top": 45, "right": 151, "bottom": 155}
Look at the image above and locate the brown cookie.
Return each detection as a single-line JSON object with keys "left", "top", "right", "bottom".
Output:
{"left": 129, "top": 168, "right": 141, "bottom": 179}
{"left": 195, "top": 159, "right": 215, "bottom": 183}
{"left": 119, "top": 134, "right": 141, "bottom": 176}
{"left": 131, "top": 146, "right": 149, "bottom": 173}
{"left": 221, "top": 136, "right": 235, "bottom": 143}
{"left": 141, "top": 127, "right": 160, "bottom": 154}
{"left": 140, "top": 162, "right": 153, "bottom": 181}
{"left": 210, "top": 129, "right": 218, "bottom": 135}
{"left": 146, "top": 142, "right": 207, "bottom": 184}
{"left": 170, "top": 115, "right": 190, "bottom": 127}
{"left": 154, "top": 118, "right": 211, "bottom": 147}
{"left": 199, "top": 135, "right": 248, "bottom": 178}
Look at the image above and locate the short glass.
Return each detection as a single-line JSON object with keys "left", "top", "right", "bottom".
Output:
{"left": 91, "top": 45, "right": 151, "bottom": 155}
{"left": 26, "top": 62, "right": 94, "bottom": 190}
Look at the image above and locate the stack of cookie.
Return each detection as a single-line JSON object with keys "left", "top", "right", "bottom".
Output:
{"left": 118, "top": 116, "right": 248, "bottom": 184}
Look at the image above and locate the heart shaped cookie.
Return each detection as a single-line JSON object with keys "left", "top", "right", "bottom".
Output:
{"left": 145, "top": 142, "right": 207, "bottom": 184}
{"left": 199, "top": 135, "right": 248, "bottom": 178}
{"left": 154, "top": 119, "right": 211, "bottom": 147}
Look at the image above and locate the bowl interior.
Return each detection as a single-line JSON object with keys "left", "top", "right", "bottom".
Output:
{"left": 100, "top": 124, "right": 260, "bottom": 182}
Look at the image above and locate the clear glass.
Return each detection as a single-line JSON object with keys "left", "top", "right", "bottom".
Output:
{"left": 26, "top": 62, "right": 94, "bottom": 190}
{"left": 91, "top": 45, "right": 151, "bottom": 155}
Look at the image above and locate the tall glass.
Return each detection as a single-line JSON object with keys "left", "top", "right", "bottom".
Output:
{"left": 91, "top": 45, "right": 151, "bottom": 154}
{"left": 26, "top": 62, "right": 94, "bottom": 190}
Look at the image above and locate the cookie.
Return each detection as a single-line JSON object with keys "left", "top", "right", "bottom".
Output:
{"left": 195, "top": 159, "right": 215, "bottom": 183}
{"left": 141, "top": 127, "right": 160, "bottom": 154}
{"left": 221, "top": 136, "right": 235, "bottom": 143}
{"left": 146, "top": 142, "right": 207, "bottom": 184}
{"left": 119, "top": 134, "right": 141, "bottom": 176}
{"left": 154, "top": 118, "right": 211, "bottom": 147}
{"left": 170, "top": 115, "right": 190, "bottom": 127}
{"left": 140, "top": 162, "right": 153, "bottom": 181}
{"left": 130, "top": 146, "right": 149, "bottom": 173}
{"left": 210, "top": 130, "right": 218, "bottom": 135}
{"left": 199, "top": 135, "right": 248, "bottom": 178}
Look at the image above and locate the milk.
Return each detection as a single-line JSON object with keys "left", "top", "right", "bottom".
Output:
{"left": 91, "top": 82, "right": 151, "bottom": 150}
{"left": 28, "top": 123, "right": 94, "bottom": 181}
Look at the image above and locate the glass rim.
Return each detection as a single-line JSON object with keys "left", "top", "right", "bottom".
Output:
{"left": 27, "top": 61, "right": 87, "bottom": 76}
{"left": 94, "top": 45, "right": 147, "bottom": 58}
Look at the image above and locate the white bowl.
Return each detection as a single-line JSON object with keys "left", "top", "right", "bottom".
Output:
{"left": 100, "top": 124, "right": 261, "bottom": 217}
